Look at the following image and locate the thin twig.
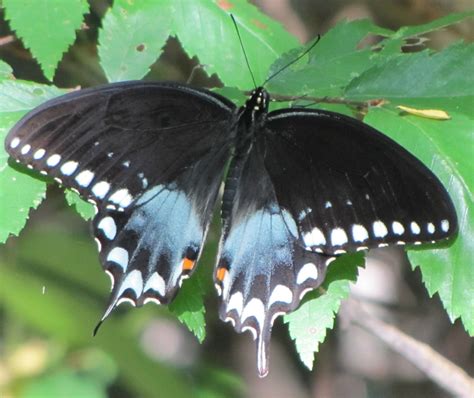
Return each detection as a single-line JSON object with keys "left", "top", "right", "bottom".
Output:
{"left": 244, "top": 91, "right": 386, "bottom": 110}
{"left": 343, "top": 298, "right": 474, "bottom": 398}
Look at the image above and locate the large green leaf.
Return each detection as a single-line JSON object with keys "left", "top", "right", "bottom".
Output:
{"left": 0, "top": 80, "right": 65, "bottom": 243}
{"left": 2, "top": 0, "right": 89, "bottom": 81}
{"left": 345, "top": 42, "right": 474, "bottom": 116}
{"left": 0, "top": 59, "right": 13, "bottom": 79}
{"left": 171, "top": 0, "right": 297, "bottom": 88}
{"left": 386, "top": 10, "right": 474, "bottom": 41}
{"left": 365, "top": 108, "right": 473, "bottom": 335}
{"left": 284, "top": 253, "right": 364, "bottom": 369}
{"left": 0, "top": 114, "right": 47, "bottom": 243}
{"left": 98, "top": 0, "right": 297, "bottom": 87}
{"left": 266, "top": 19, "right": 393, "bottom": 98}
{"left": 98, "top": 0, "right": 174, "bottom": 82}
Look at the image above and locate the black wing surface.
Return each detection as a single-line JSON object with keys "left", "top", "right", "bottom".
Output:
{"left": 214, "top": 139, "right": 334, "bottom": 377}
{"left": 214, "top": 105, "right": 457, "bottom": 378}
{"left": 5, "top": 81, "right": 236, "bottom": 318}
{"left": 263, "top": 108, "right": 458, "bottom": 255}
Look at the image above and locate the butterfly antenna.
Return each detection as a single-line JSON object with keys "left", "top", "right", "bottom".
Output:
{"left": 231, "top": 14, "right": 257, "bottom": 89}
{"left": 262, "top": 34, "right": 321, "bottom": 87}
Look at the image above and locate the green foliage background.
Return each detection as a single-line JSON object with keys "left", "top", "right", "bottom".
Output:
{"left": 0, "top": 1, "right": 472, "bottom": 397}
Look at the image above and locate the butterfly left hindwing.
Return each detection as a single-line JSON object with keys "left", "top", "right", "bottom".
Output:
{"left": 5, "top": 81, "right": 236, "bottom": 318}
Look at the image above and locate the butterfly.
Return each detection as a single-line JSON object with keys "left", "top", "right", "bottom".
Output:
{"left": 4, "top": 79, "right": 457, "bottom": 377}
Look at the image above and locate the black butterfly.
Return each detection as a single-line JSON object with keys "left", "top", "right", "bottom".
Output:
{"left": 5, "top": 80, "right": 457, "bottom": 377}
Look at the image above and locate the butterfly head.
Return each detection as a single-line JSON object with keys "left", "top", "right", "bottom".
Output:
{"left": 246, "top": 87, "right": 270, "bottom": 116}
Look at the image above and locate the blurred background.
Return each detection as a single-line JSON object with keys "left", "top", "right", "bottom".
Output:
{"left": 0, "top": 1, "right": 473, "bottom": 397}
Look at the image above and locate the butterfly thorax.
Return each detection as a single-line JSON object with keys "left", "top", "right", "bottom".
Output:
{"left": 221, "top": 87, "right": 270, "bottom": 228}
{"left": 242, "top": 87, "right": 269, "bottom": 128}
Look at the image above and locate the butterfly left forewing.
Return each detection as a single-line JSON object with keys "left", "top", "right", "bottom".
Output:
{"left": 6, "top": 82, "right": 235, "bottom": 210}
{"left": 6, "top": 81, "right": 236, "bottom": 319}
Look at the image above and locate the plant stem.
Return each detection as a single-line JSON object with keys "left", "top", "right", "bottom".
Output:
{"left": 344, "top": 298, "right": 474, "bottom": 398}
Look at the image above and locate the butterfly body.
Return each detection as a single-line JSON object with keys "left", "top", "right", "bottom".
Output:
{"left": 5, "top": 81, "right": 457, "bottom": 377}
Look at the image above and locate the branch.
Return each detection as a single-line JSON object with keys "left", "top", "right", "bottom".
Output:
{"left": 0, "top": 35, "right": 15, "bottom": 46}
{"left": 244, "top": 91, "right": 386, "bottom": 110}
{"left": 343, "top": 298, "right": 474, "bottom": 398}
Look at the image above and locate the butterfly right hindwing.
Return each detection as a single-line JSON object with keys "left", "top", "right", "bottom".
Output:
{"left": 215, "top": 135, "right": 333, "bottom": 377}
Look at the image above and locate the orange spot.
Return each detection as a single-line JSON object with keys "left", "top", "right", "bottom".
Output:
{"left": 217, "top": 0, "right": 233, "bottom": 10}
{"left": 216, "top": 267, "right": 227, "bottom": 282}
{"left": 182, "top": 258, "right": 195, "bottom": 271}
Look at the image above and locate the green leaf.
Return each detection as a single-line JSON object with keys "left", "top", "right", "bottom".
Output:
{"left": 169, "top": 274, "right": 207, "bottom": 343}
{"left": 0, "top": 81, "right": 64, "bottom": 243}
{"left": 345, "top": 42, "right": 474, "bottom": 116}
{"left": 65, "top": 190, "right": 96, "bottom": 220}
{"left": 389, "top": 10, "right": 474, "bottom": 40}
{"left": 284, "top": 253, "right": 364, "bottom": 369}
{"left": 365, "top": 108, "right": 474, "bottom": 335}
{"left": 169, "top": 237, "right": 218, "bottom": 342}
{"left": 2, "top": 0, "right": 89, "bottom": 81}
{"left": 23, "top": 370, "right": 107, "bottom": 398}
{"left": 0, "top": 111, "right": 47, "bottom": 243}
{"left": 98, "top": 0, "right": 174, "bottom": 82}
{"left": 98, "top": 0, "right": 297, "bottom": 87}
{"left": 0, "top": 80, "right": 66, "bottom": 111}
{"left": 0, "top": 60, "right": 13, "bottom": 80}
{"left": 0, "top": 121, "right": 46, "bottom": 243}
{"left": 171, "top": 0, "right": 297, "bottom": 88}
{"left": 267, "top": 19, "right": 392, "bottom": 98}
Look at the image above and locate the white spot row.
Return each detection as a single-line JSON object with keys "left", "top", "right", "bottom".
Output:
{"left": 106, "top": 247, "right": 129, "bottom": 271}
{"left": 98, "top": 216, "right": 117, "bottom": 240}
{"left": 21, "top": 144, "right": 31, "bottom": 155}
{"left": 303, "top": 219, "right": 450, "bottom": 248}
{"left": 268, "top": 285, "right": 293, "bottom": 307}
{"left": 34, "top": 148, "right": 46, "bottom": 160}
{"left": 241, "top": 298, "right": 265, "bottom": 337}
{"left": 117, "top": 269, "right": 143, "bottom": 299}
{"left": 109, "top": 188, "right": 133, "bottom": 208}
{"left": 225, "top": 261, "right": 322, "bottom": 325}
{"left": 76, "top": 170, "right": 94, "bottom": 187}
{"left": 61, "top": 161, "right": 78, "bottom": 175}
{"left": 10, "top": 141, "right": 140, "bottom": 209}
{"left": 296, "top": 262, "right": 318, "bottom": 284}
{"left": 10, "top": 137, "right": 21, "bottom": 149}
{"left": 441, "top": 220, "right": 450, "bottom": 232}
{"left": 92, "top": 181, "right": 110, "bottom": 199}
{"left": 144, "top": 271, "right": 166, "bottom": 297}
{"left": 46, "top": 154, "right": 61, "bottom": 167}
{"left": 106, "top": 268, "right": 168, "bottom": 305}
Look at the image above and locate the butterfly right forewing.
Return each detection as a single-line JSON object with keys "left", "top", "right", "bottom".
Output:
{"left": 262, "top": 109, "right": 457, "bottom": 255}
